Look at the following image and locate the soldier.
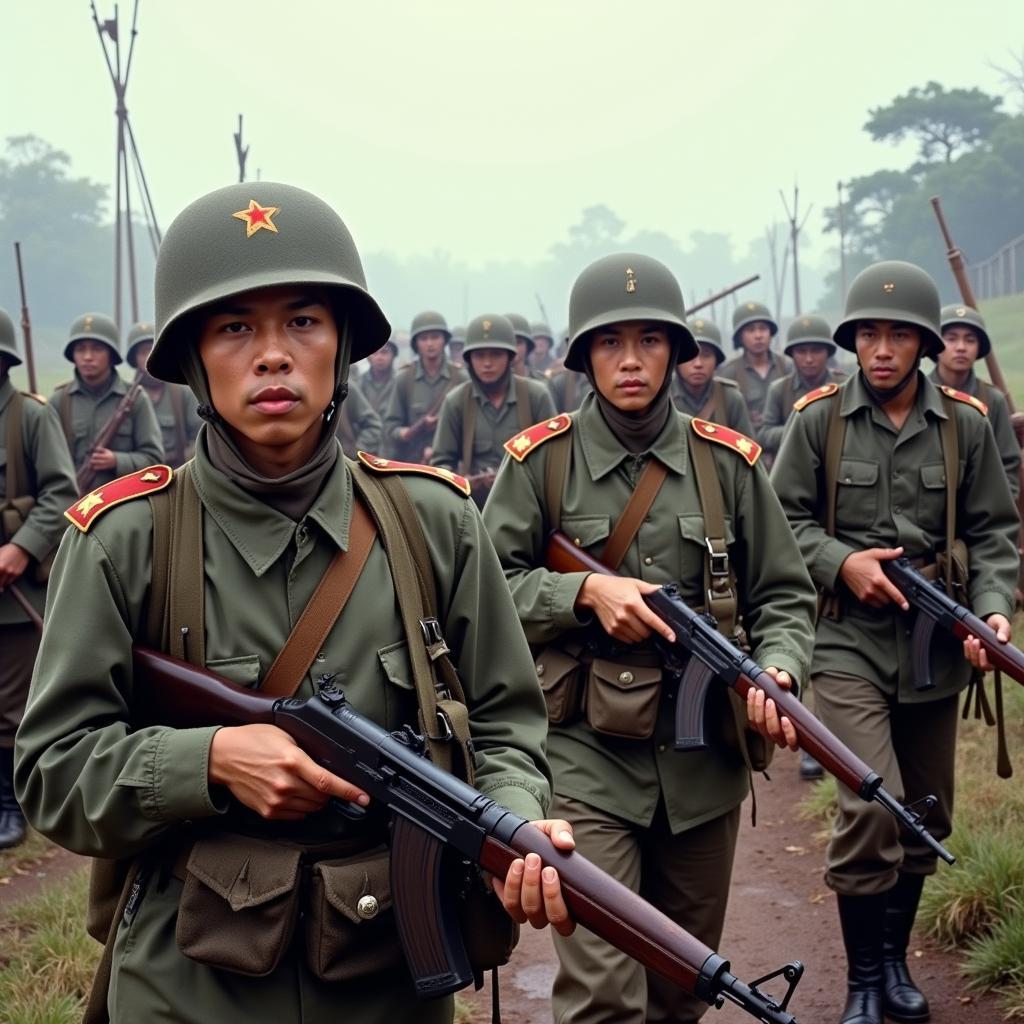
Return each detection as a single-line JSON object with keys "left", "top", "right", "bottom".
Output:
{"left": 0, "top": 309, "right": 77, "bottom": 849}
{"left": 719, "top": 301, "right": 790, "bottom": 430}
{"left": 126, "top": 322, "right": 202, "bottom": 467}
{"left": 382, "top": 310, "right": 466, "bottom": 463}
{"left": 448, "top": 324, "right": 466, "bottom": 364}
{"left": 15, "top": 182, "right": 573, "bottom": 1024}
{"left": 506, "top": 312, "right": 552, "bottom": 387}
{"left": 483, "top": 252, "right": 816, "bottom": 1024}
{"left": 53, "top": 312, "right": 163, "bottom": 492}
{"left": 334, "top": 378, "right": 383, "bottom": 457}
{"left": 771, "top": 261, "right": 1018, "bottom": 1024}
{"left": 359, "top": 336, "right": 399, "bottom": 415}
{"left": 530, "top": 321, "right": 558, "bottom": 374}
{"left": 929, "top": 304, "right": 1020, "bottom": 500}
{"left": 759, "top": 315, "right": 847, "bottom": 463}
{"left": 548, "top": 364, "right": 592, "bottom": 414}
{"left": 431, "top": 314, "right": 556, "bottom": 506}
{"left": 671, "top": 317, "right": 754, "bottom": 435}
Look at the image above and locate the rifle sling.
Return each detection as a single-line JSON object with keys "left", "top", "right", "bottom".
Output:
{"left": 460, "top": 376, "right": 534, "bottom": 476}
{"left": 3, "top": 392, "right": 27, "bottom": 502}
{"left": 599, "top": 459, "right": 668, "bottom": 571}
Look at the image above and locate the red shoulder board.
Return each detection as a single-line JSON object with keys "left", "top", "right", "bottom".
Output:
{"left": 690, "top": 418, "right": 761, "bottom": 467}
{"left": 64, "top": 464, "right": 174, "bottom": 533}
{"left": 356, "top": 451, "right": 471, "bottom": 497}
{"left": 939, "top": 385, "right": 988, "bottom": 416}
{"left": 793, "top": 382, "right": 840, "bottom": 412}
{"left": 503, "top": 414, "right": 572, "bottom": 463}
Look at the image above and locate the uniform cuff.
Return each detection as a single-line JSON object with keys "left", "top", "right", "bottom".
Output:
{"left": 11, "top": 523, "right": 52, "bottom": 563}
{"left": 144, "top": 726, "right": 227, "bottom": 821}
{"left": 813, "top": 538, "right": 857, "bottom": 591}
{"left": 550, "top": 571, "right": 593, "bottom": 630}
{"left": 971, "top": 590, "right": 1015, "bottom": 623}
{"left": 478, "top": 780, "right": 547, "bottom": 822}
{"left": 754, "top": 650, "right": 805, "bottom": 689}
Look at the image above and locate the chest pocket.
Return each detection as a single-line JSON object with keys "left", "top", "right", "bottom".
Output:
{"left": 916, "top": 460, "right": 963, "bottom": 533}
{"left": 561, "top": 515, "right": 611, "bottom": 554}
{"left": 206, "top": 654, "right": 262, "bottom": 688}
{"left": 376, "top": 640, "right": 416, "bottom": 728}
{"left": 678, "top": 515, "right": 736, "bottom": 596}
{"left": 835, "top": 458, "right": 878, "bottom": 529}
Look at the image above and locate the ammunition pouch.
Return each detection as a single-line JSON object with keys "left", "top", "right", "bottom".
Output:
{"left": 0, "top": 495, "right": 52, "bottom": 583}
{"left": 584, "top": 655, "right": 663, "bottom": 740}
{"left": 535, "top": 642, "right": 585, "bottom": 725}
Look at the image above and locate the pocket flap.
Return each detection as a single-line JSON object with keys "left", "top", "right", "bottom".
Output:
{"left": 315, "top": 846, "right": 393, "bottom": 924}
{"left": 205, "top": 654, "right": 262, "bottom": 688}
{"left": 560, "top": 515, "right": 611, "bottom": 550}
{"left": 838, "top": 458, "right": 879, "bottom": 486}
{"left": 677, "top": 513, "right": 736, "bottom": 547}
{"left": 919, "top": 462, "right": 947, "bottom": 489}
{"left": 535, "top": 646, "right": 581, "bottom": 693}
{"left": 589, "top": 658, "right": 661, "bottom": 691}
{"left": 185, "top": 835, "right": 302, "bottom": 912}
{"left": 376, "top": 640, "right": 414, "bottom": 690}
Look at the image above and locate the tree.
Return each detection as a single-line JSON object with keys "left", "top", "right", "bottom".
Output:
{"left": 989, "top": 48, "right": 1024, "bottom": 112}
{"left": 864, "top": 82, "right": 1006, "bottom": 164}
{"left": 823, "top": 170, "right": 917, "bottom": 257}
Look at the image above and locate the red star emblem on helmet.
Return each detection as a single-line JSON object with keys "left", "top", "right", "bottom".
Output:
{"left": 232, "top": 199, "right": 280, "bottom": 238}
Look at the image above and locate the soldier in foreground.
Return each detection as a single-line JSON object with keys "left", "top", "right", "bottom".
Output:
{"left": 359, "top": 336, "right": 399, "bottom": 415}
{"left": 484, "top": 253, "right": 816, "bottom": 1024}
{"left": 431, "top": 314, "right": 555, "bottom": 505}
{"left": 0, "top": 309, "right": 77, "bottom": 849}
{"left": 670, "top": 316, "right": 753, "bottom": 434}
{"left": 126, "top": 322, "right": 202, "bottom": 467}
{"left": 771, "top": 261, "right": 1018, "bottom": 1024}
{"left": 15, "top": 183, "right": 574, "bottom": 1023}
{"left": 53, "top": 313, "right": 163, "bottom": 491}
{"left": 719, "top": 301, "right": 790, "bottom": 431}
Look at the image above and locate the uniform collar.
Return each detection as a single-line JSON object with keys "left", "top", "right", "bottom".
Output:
{"left": 0, "top": 375, "right": 13, "bottom": 413}
{"left": 842, "top": 370, "right": 947, "bottom": 421}
{"left": 415, "top": 358, "right": 451, "bottom": 382}
{"left": 577, "top": 392, "right": 688, "bottom": 481}
{"left": 928, "top": 365, "right": 977, "bottom": 396}
{"left": 190, "top": 442, "right": 352, "bottom": 577}
{"left": 470, "top": 376, "right": 516, "bottom": 407}
{"left": 67, "top": 369, "right": 126, "bottom": 398}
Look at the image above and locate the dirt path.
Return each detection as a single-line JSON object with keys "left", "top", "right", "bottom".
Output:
{"left": 0, "top": 840, "right": 86, "bottom": 907}
{"left": 460, "top": 749, "right": 1002, "bottom": 1023}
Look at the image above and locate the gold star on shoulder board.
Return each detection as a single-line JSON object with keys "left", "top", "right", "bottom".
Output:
{"left": 77, "top": 492, "right": 105, "bottom": 515}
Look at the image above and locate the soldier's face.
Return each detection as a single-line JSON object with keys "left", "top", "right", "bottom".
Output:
{"left": 415, "top": 331, "right": 446, "bottom": 361}
{"left": 468, "top": 348, "right": 512, "bottom": 384}
{"left": 588, "top": 321, "right": 672, "bottom": 412}
{"left": 367, "top": 346, "right": 394, "bottom": 373}
{"left": 939, "top": 326, "right": 979, "bottom": 373}
{"left": 790, "top": 343, "right": 830, "bottom": 379}
{"left": 198, "top": 285, "right": 338, "bottom": 471}
{"left": 515, "top": 339, "right": 530, "bottom": 369}
{"left": 854, "top": 320, "right": 922, "bottom": 387}
{"left": 72, "top": 339, "right": 113, "bottom": 384}
{"left": 677, "top": 344, "right": 718, "bottom": 388}
{"left": 133, "top": 340, "right": 154, "bottom": 373}
{"left": 533, "top": 336, "right": 552, "bottom": 359}
{"left": 740, "top": 321, "right": 772, "bottom": 355}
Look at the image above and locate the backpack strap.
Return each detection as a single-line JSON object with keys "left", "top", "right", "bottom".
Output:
{"left": 938, "top": 394, "right": 960, "bottom": 597}
{"left": 3, "top": 392, "right": 26, "bottom": 502}
{"left": 599, "top": 459, "right": 669, "bottom": 570}
{"left": 461, "top": 383, "right": 477, "bottom": 476}
{"left": 516, "top": 376, "right": 532, "bottom": 432}
{"left": 56, "top": 383, "right": 73, "bottom": 449}
{"left": 822, "top": 389, "right": 846, "bottom": 540}
{"left": 543, "top": 429, "right": 573, "bottom": 535}
{"left": 782, "top": 375, "right": 795, "bottom": 415}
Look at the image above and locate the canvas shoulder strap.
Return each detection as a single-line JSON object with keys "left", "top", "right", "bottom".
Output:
{"left": 461, "top": 383, "right": 477, "bottom": 476}
{"left": 599, "top": 459, "right": 668, "bottom": 570}
{"left": 57, "top": 383, "right": 73, "bottom": 449}
{"left": 782, "top": 376, "right": 795, "bottom": 414}
{"left": 3, "top": 392, "right": 27, "bottom": 501}
{"left": 697, "top": 382, "right": 722, "bottom": 422}
{"left": 938, "top": 395, "right": 960, "bottom": 596}
{"left": 543, "top": 429, "right": 573, "bottom": 534}
{"left": 822, "top": 392, "right": 846, "bottom": 539}
{"left": 516, "top": 376, "right": 532, "bottom": 432}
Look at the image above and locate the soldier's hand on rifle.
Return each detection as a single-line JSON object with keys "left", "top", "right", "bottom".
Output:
{"left": 209, "top": 724, "right": 370, "bottom": 820}
{"left": 746, "top": 668, "right": 799, "bottom": 750}
{"left": 425, "top": 413, "right": 438, "bottom": 430}
{"left": 839, "top": 547, "right": 909, "bottom": 610}
{"left": 964, "top": 614, "right": 1012, "bottom": 672}
{"left": 491, "top": 818, "right": 576, "bottom": 936}
{"left": 89, "top": 446, "right": 117, "bottom": 471}
{"left": 576, "top": 575, "right": 677, "bottom": 645}
{"left": 0, "top": 542, "right": 30, "bottom": 588}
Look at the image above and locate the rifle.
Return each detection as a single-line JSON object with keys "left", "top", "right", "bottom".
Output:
{"left": 545, "top": 531, "right": 956, "bottom": 866}
{"left": 405, "top": 387, "right": 451, "bottom": 445}
{"left": 135, "top": 646, "right": 804, "bottom": 1023}
{"left": 7, "top": 583, "right": 43, "bottom": 631}
{"left": 685, "top": 275, "right": 761, "bottom": 318}
{"left": 75, "top": 369, "right": 144, "bottom": 493}
{"left": 882, "top": 556, "right": 1024, "bottom": 691}
{"left": 13, "top": 243, "right": 38, "bottom": 395}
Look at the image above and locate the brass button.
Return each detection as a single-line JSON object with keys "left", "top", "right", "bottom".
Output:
{"left": 573, "top": 537, "right": 581, "bottom": 545}
{"left": 658, "top": 743, "right": 667, "bottom": 753}
{"left": 536, "top": 663, "right": 546, "bottom": 677}
{"left": 618, "top": 671, "right": 634, "bottom": 685}
{"left": 357, "top": 895, "right": 379, "bottom": 920}
{"left": 643, "top": 556, "right": 653, "bottom": 566}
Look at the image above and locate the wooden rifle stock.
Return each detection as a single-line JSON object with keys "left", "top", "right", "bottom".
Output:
{"left": 13, "top": 243, "right": 38, "bottom": 395}
{"left": 75, "top": 369, "right": 144, "bottom": 493}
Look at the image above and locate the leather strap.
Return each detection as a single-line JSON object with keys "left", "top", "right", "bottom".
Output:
{"left": 3, "top": 392, "right": 25, "bottom": 502}
{"left": 544, "top": 430, "right": 573, "bottom": 535}
{"left": 823, "top": 390, "right": 845, "bottom": 540}
{"left": 516, "top": 376, "right": 532, "bottom": 432}
{"left": 697, "top": 381, "right": 724, "bottom": 423}
{"left": 938, "top": 396, "right": 960, "bottom": 597}
{"left": 461, "top": 383, "right": 476, "bottom": 476}
{"left": 260, "top": 499, "right": 377, "bottom": 698}
{"left": 599, "top": 458, "right": 668, "bottom": 571}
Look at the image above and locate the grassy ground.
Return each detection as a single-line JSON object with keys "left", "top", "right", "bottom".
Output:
{"left": 977, "top": 292, "right": 1024, "bottom": 402}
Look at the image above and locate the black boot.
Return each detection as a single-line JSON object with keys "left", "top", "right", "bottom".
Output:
{"left": 836, "top": 892, "right": 886, "bottom": 1024}
{"left": 0, "top": 746, "right": 27, "bottom": 850}
{"left": 883, "top": 873, "right": 931, "bottom": 1022}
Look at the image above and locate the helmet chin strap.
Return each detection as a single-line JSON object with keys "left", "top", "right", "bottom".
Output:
{"left": 859, "top": 354, "right": 922, "bottom": 406}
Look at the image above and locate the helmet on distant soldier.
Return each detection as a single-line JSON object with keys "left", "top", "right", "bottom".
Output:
{"left": 685, "top": 316, "right": 726, "bottom": 365}
{"left": 149, "top": 182, "right": 390, "bottom": 384}
{"left": 461, "top": 314, "right": 518, "bottom": 358}
{"left": 410, "top": 310, "right": 451, "bottom": 354}
{"left": 731, "top": 301, "right": 779, "bottom": 348}
{"left": 784, "top": 314, "right": 836, "bottom": 357}
{"left": 64, "top": 312, "right": 122, "bottom": 365}
{"left": 0, "top": 307, "right": 22, "bottom": 367}
{"left": 531, "top": 321, "right": 555, "bottom": 345}
{"left": 833, "top": 260, "right": 943, "bottom": 358}
{"left": 564, "top": 253, "right": 697, "bottom": 372}
{"left": 504, "top": 313, "right": 535, "bottom": 354}
{"left": 938, "top": 303, "right": 991, "bottom": 359}
{"left": 126, "top": 322, "right": 156, "bottom": 368}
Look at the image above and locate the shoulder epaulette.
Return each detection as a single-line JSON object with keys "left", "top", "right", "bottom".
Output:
{"left": 64, "top": 464, "right": 174, "bottom": 533}
{"left": 793, "top": 382, "right": 840, "bottom": 412}
{"left": 691, "top": 418, "right": 761, "bottom": 467}
{"left": 503, "top": 413, "right": 572, "bottom": 462}
{"left": 356, "top": 451, "right": 471, "bottom": 497}
{"left": 20, "top": 391, "right": 46, "bottom": 404}
{"left": 939, "top": 385, "right": 988, "bottom": 416}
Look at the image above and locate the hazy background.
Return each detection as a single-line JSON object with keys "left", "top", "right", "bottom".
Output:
{"left": 1, "top": 0, "right": 1022, "bottom": 371}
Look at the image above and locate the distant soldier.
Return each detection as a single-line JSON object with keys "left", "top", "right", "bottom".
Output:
{"left": 549, "top": 365, "right": 593, "bottom": 414}
{"left": 126, "top": 322, "right": 202, "bottom": 467}
{"left": 431, "top": 314, "right": 556, "bottom": 506}
{"left": 449, "top": 323, "right": 466, "bottom": 364}
{"left": 53, "top": 313, "right": 163, "bottom": 492}
{"left": 760, "top": 315, "right": 847, "bottom": 462}
{"left": 929, "top": 304, "right": 1020, "bottom": 500}
{"left": 383, "top": 310, "right": 466, "bottom": 463}
{"left": 334, "top": 378, "right": 383, "bottom": 457}
{"left": 530, "top": 320, "right": 558, "bottom": 374}
{"left": 671, "top": 317, "right": 753, "bottom": 434}
{"left": 359, "top": 335, "right": 399, "bottom": 415}
{"left": 0, "top": 308, "right": 77, "bottom": 848}
{"left": 506, "top": 312, "right": 552, "bottom": 388}
{"left": 719, "top": 301, "right": 790, "bottom": 430}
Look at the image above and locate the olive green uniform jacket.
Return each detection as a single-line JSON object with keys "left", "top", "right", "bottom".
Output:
{"left": 482, "top": 394, "right": 816, "bottom": 834}
{"left": 431, "top": 376, "right": 557, "bottom": 476}
{"left": 671, "top": 376, "right": 754, "bottom": 435}
{"left": 143, "top": 382, "right": 202, "bottom": 467}
{"left": 759, "top": 369, "right": 847, "bottom": 459}
{"left": 334, "top": 380, "right": 383, "bottom": 458}
{"left": 382, "top": 360, "right": 467, "bottom": 462}
{"left": 718, "top": 351, "right": 791, "bottom": 429}
{"left": 52, "top": 371, "right": 164, "bottom": 488}
{"left": 15, "top": 440, "right": 551, "bottom": 1022}
{"left": 770, "top": 372, "right": 1018, "bottom": 702}
{"left": 359, "top": 367, "right": 396, "bottom": 416}
{"left": 928, "top": 367, "right": 1020, "bottom": 501}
